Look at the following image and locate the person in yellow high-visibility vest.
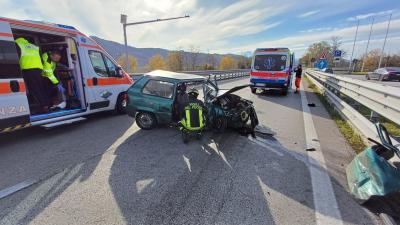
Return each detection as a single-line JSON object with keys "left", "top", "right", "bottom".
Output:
{"left": 179, "top": 88, "right": 206, "bottom": 143}
{"left": 42, "top": 50, "right": 66, "bottom": 109}
{"left": 15, "top": 37, "right": 50, "bottom": 114}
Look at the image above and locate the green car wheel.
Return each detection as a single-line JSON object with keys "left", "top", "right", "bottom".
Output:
{"left": 136, "top": 112, "right": 157, "bottom": 130}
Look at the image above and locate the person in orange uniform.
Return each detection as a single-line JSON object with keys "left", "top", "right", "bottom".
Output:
{"left": 294, "top": 64, "right": 302, "bottom": 93}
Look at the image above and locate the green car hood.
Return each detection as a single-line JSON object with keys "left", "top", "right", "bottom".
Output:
{"left": 215, "top": 85, "right": 250, "bottom": 98}
{"left": 346, "top": 147, "right": 400, "bottom": 201}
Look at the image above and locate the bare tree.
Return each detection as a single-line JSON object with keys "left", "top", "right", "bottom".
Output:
{"left": 167, "top": 50, "right": 184, "bottom": 71}
{"left": 187, "top": 45, "right": 200, "bottom": 70}
{"left": 330, "top": 36, "right": 342, "bottom": 50}
{"left": 206, "top": 50, "right": 217, "bottom": 70}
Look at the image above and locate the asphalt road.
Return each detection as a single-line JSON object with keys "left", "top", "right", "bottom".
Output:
{"left": 0, "top": 77, "right": 382, "bottom": 225}
{"left": 341, "top": 74, "right": 400, "bottom": 87}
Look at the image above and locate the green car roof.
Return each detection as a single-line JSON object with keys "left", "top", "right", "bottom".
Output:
{"left": 145, "top": 70, "right": 207, "bottom": 81}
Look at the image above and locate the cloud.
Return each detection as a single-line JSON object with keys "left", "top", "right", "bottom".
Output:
{"left": 301, "top": 27, "right": 334, "bottom": 33}
{"left": 347, "top": 10, "right": 394, "bottom": 21}
{"left": 0, "top": 0, "right": 288, "bottom": 53}
{"left": 221, "top": 18, "right": 400, "bottom": 57}
{"left": 298, "top": 10, "right": 320, "bottom": 18}
{"left": 1, "top": 0, "right": 398, "bottom": 58}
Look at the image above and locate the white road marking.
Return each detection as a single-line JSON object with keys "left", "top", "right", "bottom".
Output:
{"left": 0, "top": 179, "right": 36, "bottom": 199}
{"left": 183, "top": 155, "right": 192, "bottom": 172}
{"left": 300, "top": 83, "right": 343, "bottom": 224}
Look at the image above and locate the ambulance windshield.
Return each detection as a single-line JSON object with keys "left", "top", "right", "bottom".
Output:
{"left": 254, "top": 54, "right": 287, "bottom": 72}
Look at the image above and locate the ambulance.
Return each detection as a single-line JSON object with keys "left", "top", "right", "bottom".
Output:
{"left": 0, "top": 17, "right": 133, "bottom": 133}
{"left": 250, "top": 48, "right": 294, "bottom": 95}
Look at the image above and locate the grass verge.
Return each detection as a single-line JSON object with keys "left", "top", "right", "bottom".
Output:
{"left": 304, "top": 75, "right": 367, "bottom": 153}
{"left": 351, "top": 71, "right": 368, "bottom": 75}
{"left": 349, "top": 101, "right": 400, "bottom": 137}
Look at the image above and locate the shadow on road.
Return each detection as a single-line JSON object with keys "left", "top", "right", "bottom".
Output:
{"left": 0, "top": 112, "right": 135, "bottom": 225}
{"left": 107, "top": 127, "right": 375, "bottom": 224}
{"left": 0, "top": 123, "right": 377, "bottom": 224}
{"left": 109, "top": 129, "right": 277, "bottom": 225}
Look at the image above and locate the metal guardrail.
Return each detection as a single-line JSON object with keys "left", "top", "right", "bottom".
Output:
{"left": 306, "top": 69, "right": 400, "bottom": 126}
{"left": 130, "top": 69, "right": 250, "bottom": 81}
{"left": 306, "top": 69, "right": 399, "bottom": 163}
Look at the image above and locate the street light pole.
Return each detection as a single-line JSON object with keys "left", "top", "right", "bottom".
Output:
{"left": 378, "top": 13, "right": 392, "bottom": 68}
{"left": 361, "top": 17, "right": 375, "bottom": 72}
{"left": 120, "top": 14, "right": 190, "bottom": 72}
{"left": 348, "top": 19, "right": 359, "bottom": 72}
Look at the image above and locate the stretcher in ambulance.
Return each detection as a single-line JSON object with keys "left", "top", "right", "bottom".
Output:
{"left": 0, "top": 17, "right": 133, "bottom": 133}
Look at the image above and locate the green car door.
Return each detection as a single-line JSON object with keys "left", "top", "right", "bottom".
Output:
{"left": 141, "top": 79, "right": 175, "bottom": 124}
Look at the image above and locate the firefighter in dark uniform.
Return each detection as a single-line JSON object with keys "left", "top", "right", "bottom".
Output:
{"left": 179, "top": 88, "right": 206, "bottom": 143}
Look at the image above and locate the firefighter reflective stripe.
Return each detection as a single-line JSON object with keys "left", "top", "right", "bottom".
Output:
{"left": 15, "top": 37, "right": 43, "bottom": 70}
{"left": 41, "top": 53, "right": 59, "bottom": 84}
{"left": 185, "top": 107, "right": 191, "bottom": 128}
{"left": 199, "top": 109, "right": 203, "bottom": 128}
{"left": 182, "top": 104, "right": 204, "bottom": 131}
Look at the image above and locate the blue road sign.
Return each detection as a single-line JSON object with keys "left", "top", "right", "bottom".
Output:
{"left": 317, "top": 59, "right": 328, "bottom": 70}
{"left": 334, "top": 50, "right": 342, "bottom": 57}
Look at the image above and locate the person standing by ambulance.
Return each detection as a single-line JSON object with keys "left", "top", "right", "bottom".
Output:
{"left": 42, "top": 50, "right": 66, "bottom": 109}
{"left": 294, "top": 64, "right": 302, "bottom": 93}
{"left": 15, "top": 37, "right": 49, "bottom": 113}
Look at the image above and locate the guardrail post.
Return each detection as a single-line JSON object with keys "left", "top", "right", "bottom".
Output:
{"left": 370, "top": 111, "right": 380, "bottom": 123}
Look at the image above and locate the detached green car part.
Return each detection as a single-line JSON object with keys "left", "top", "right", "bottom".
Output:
{"left": 346, "top": 123, "right": 400, "bottom": 201}
{"left": 126, "top": 70, "right": 259, "bottom": 133}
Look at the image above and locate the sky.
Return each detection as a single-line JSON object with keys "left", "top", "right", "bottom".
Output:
{"left": 1, "top": 0, "right": 399, "bottom": 59}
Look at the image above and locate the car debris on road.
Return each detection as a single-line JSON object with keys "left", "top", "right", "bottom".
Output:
{"left": 346, "top": 123, "right": 400, "bottom": 221}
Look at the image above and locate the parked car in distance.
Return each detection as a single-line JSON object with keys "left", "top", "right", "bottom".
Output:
{"left": 366, "top": 67, "right": 400, "bottom": 81}
{"left": 323, "top": 68, "right": 333, "bottom": 74}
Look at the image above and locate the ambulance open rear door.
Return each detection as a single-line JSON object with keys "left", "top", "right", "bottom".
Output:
{"left": 0, "top": 20, "right": 31, "bottom": 132}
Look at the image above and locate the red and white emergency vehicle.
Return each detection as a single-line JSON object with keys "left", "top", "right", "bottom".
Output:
{"left": 0, "top": 17, "right": 133, "bottom": 133}
{"left": 250, "top": 48, "right": 294, "bottom": 95}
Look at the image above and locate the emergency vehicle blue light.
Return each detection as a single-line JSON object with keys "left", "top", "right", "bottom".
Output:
{"left": 56, "top": 24, "right": 77, "bottom": 30}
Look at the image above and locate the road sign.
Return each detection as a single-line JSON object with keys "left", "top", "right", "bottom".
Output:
{"left": 317, "top": 59, "right": 328, "bottom": 70}
{"left": 333, "top": 50, "right": 342, "bottom": 62}
{"left": 334, "top": 50, "right": 342, "bottom": 57}
{"left": 320, "top": 52, "right": 327, "bottom": 59}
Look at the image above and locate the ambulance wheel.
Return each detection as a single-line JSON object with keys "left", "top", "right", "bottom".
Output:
{"left": 136, "top": 112, "right": 157, "bottom": 130}
{"left": 182, "top": 130, "right": 189, "bottom": 144}
{"left": 115, "top": 93, "right": 127, "bottom": 114}
{"left": 281, "top": 88, "right": 288, "bottom": 96}
{"left": 251, "top": 88, "right": 257, "bottom": 94}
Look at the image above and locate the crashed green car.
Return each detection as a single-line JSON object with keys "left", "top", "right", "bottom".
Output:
{"left": 126, "top": 70, "right": 259, "bottom": 133}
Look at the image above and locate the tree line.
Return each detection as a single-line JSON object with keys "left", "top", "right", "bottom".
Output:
{"left": 116, "top": 47, "right": 251, "bottom": 73}
{"left": 299, "top": 36, "right": 400, "bottom": 71}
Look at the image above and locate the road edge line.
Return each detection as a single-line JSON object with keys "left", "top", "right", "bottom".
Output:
{"left": 300, "top": 82, "right": 344, "bottom": 225}
{"left": 0, "top": 179, "right": 36, "bottom": 199}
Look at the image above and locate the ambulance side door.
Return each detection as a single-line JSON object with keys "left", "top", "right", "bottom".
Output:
{"left": 86, "top": 50, "right": 124, "bottom": 111}
{"left": 0, "top": 21, "right": 31, "bottom": 131}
